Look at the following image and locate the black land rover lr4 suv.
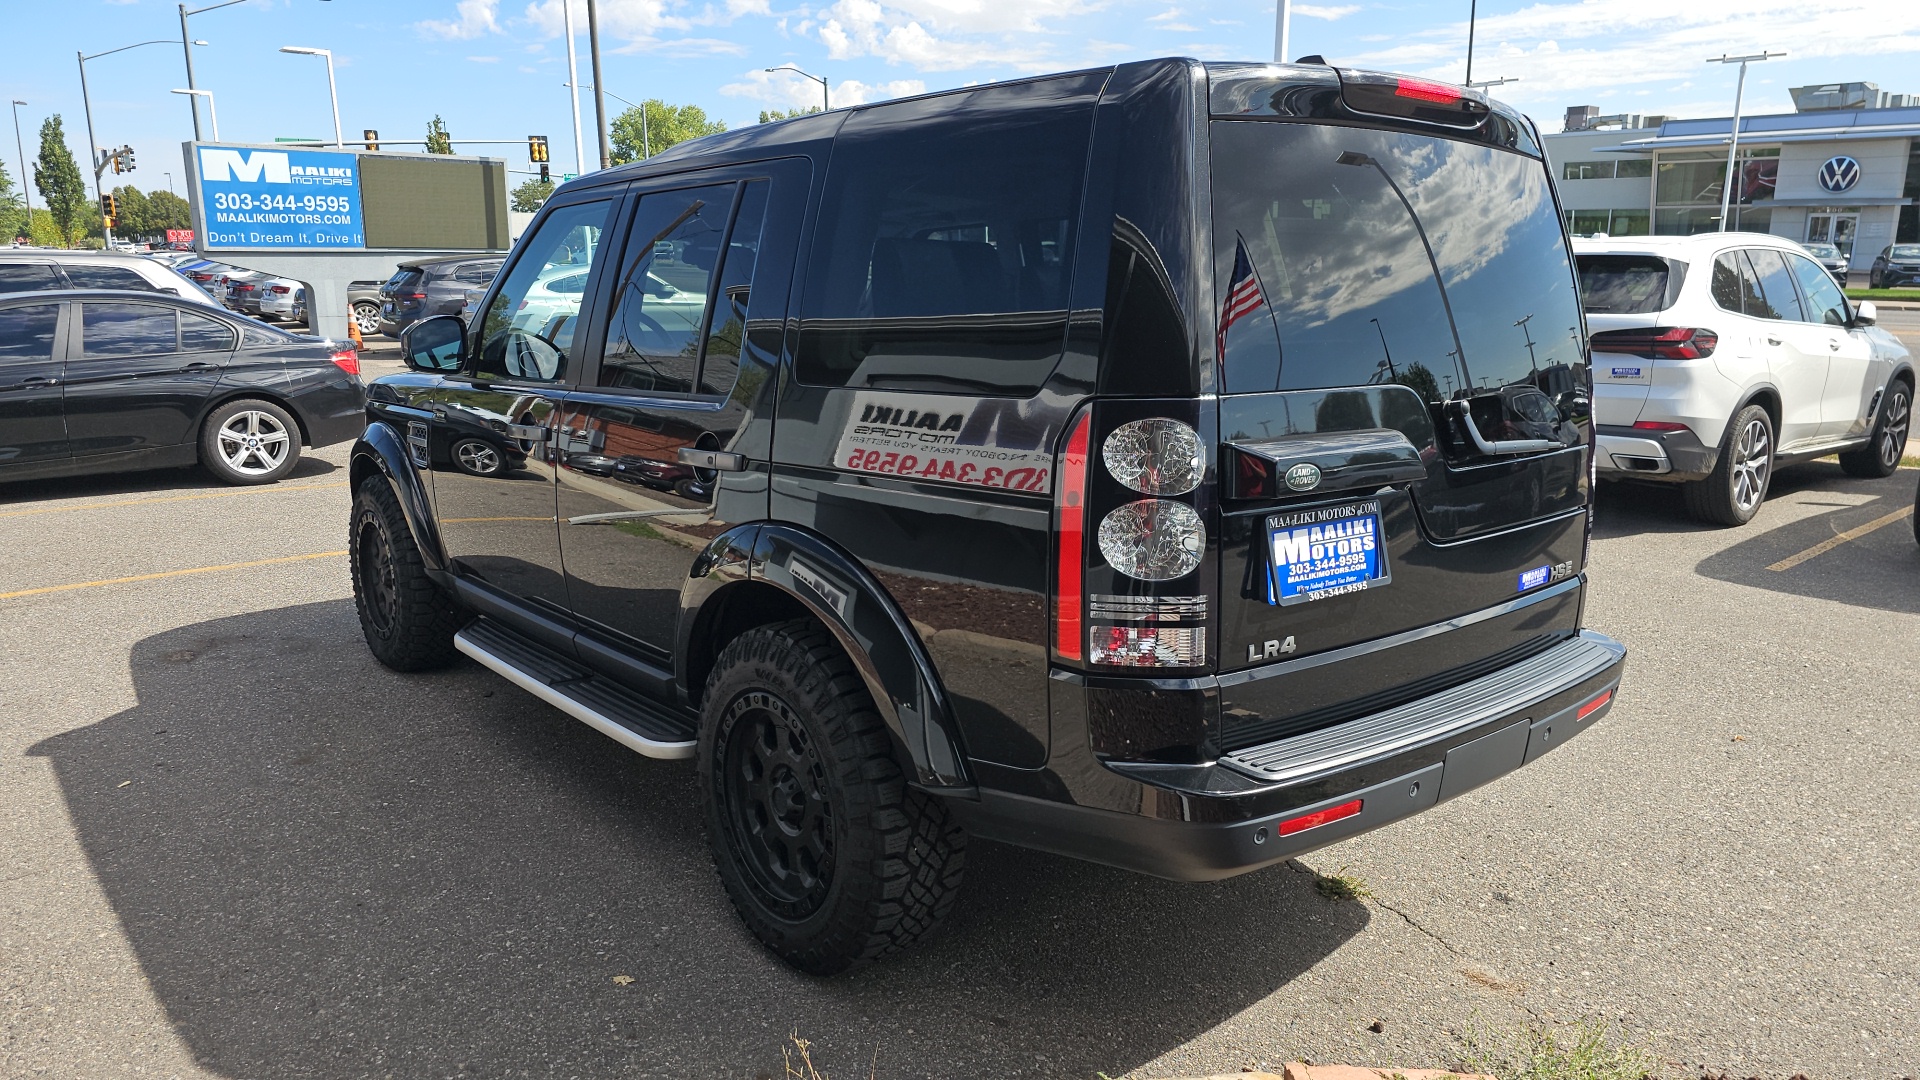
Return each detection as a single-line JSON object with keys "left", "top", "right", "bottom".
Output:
{"left": 349, "top": 58, "right": 1627, "bottom": 975}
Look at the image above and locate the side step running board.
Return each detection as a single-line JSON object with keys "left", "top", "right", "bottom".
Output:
{"left": 455, "top": 618, "right": 698, "bottom": 760}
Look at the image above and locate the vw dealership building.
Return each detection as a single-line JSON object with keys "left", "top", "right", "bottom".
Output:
{"left": 1544, "top": 82, "right": 1920, "bottom": 273}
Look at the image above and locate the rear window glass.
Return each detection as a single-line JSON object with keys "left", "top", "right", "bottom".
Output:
{"left": 795, "top": 74, "right": 1102, "bottom": 395}
{"left": 1211, "top": 121, "right": 1584, "bottom": 402}
{"left": 0, "top": 263, "right": 61, "bottom": 293}
{"left": 64, "top": 264, "right": 158, "bottom": 290}
{"left": 1576, "top": 255, "right": 1675, "bottom": 315}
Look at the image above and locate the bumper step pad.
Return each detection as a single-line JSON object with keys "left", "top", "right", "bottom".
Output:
{"left": 455, "top": 618, "right": 698, "bottom": 759}
{"left": 1221, "top": 635, "right": 1620, "bottom": 784}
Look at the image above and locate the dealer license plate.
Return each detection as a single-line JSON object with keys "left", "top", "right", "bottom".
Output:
{"left": 1265, "top": 499, "right": 1388, "bottom": 606}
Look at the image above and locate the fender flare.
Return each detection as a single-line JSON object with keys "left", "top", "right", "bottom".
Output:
{"left": 349, "top": 419, "right": 448, "bottom": 575}
{"left": 678, "top": 522, "right": 973, "bottom": 791}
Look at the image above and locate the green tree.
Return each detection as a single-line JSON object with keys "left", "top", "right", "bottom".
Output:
{"left": 758, "top": 106, "right": 822, "bottom": 124}
{"left": 0, "top": 159, "right": 25, "bottom": 242}
{"left": 110, "top": 184, "right": 152, "bottom": 238}
{"left": 425, "top": 115, "right": 452, "bottom": 154}
{"left": 1391, "top": 361, "right": 1442, "bottom": 403}
{"left": 26, "top": 208, "right": 64, "bottom": 247}
{"left": 32, "top": 115, "right": 88, "bottom": 246}
{"left": 610, "top": 101, "right": 725, "bottom": 164}
{"left": 511, "top": 177, "right": 554, "bottom": 212}
{"left": 147, "top": 189, "right": 191, "bottom": 234}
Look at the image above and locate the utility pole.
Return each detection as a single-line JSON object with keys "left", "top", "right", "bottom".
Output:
{"left": 9, "top": 100, "right": 30, "bottom": 218}
{"left": 1708, "top": 51, "right": 1784, "bottom": 232}
{"left": 76, "top": 51, "right": 110, "bottom": 245}
{"left": 179, "top": 0, "right": 249, "bottom": 140}
{"left": 1274, "top": 0, "right": 1291, "bottom": 63}
{"left": 1465, "top": 0, "right": 1476, "bottom": 85}
{"left": 586, "top": 0, "right": 610, "bottom": 169}
{"left": 562, "top": 0, "right": 586, "bottom": 175}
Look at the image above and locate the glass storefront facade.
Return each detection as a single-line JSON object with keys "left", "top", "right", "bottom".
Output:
{"left": 1565, "top": 208, "right": 1651, "bottom": 236}
{"left": 1653, "top": 148, "right": 1779, "bottom": 234}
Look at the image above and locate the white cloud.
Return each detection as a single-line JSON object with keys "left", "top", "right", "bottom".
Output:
{"left": 812, "top": 0, "right": 1066, "bottom": 70}
{"left": 828, "top": 77, "right": 928, "bottom": 105}
{"left": 720, "top": 67, "right": 925, "bottom": 108}
{"left": 417, "top": 0, "right": 502, "bottom": 39}
{"left": 1292, "top": 4, "right": 1360, "bottom": 18}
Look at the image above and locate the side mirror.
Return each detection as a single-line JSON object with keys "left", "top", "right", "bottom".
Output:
{"left": 1853, "top": 300, "right": 1877, "bottom": 327}
{"left": 400, "top": 314, "right": 466, "bottom": 372}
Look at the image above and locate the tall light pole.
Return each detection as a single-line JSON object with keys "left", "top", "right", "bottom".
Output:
{"left": 586, "top": 0, "right": 610, "bottom": 169}
{"left": 79, "top": 40, "right": 189, "bottom": 245}
{"left": 279, "top": 46, "right": 343, "bottom": 148}
{"left": 561, "top": 0, "right": 586, "bottom": 175}
{"left": 1464, "top": 0, "right": 1476, "bottom": 84}
{"left": 1274, "top": 0, "right": 1291, "bottom": 63}
{"left": 164, "top": 171, "right": 175, "bottom": 196}
{"left": 1708, "top": 51, "right": 1785, "bottom": 233}
{"left": 765, "top": 65, "right": 828, "bottom": 111}
{"left": 179, "top": 0, "right": 250, "bottom": 140}
{"left": 9, "top": 100, "right": 29, "bottom": 218}
{"left": 171, "top": 89, "right": 218, "bottom": 141}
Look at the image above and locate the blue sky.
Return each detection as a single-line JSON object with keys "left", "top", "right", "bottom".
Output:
{"left": 6, "top": 0, "right": 1919, "bottom": 200}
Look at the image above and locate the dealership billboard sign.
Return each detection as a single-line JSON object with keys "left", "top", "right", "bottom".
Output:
{"left": 192, "top": 144, "right": 366, "bottom": 249}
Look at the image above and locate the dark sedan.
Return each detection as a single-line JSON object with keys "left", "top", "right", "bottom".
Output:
{"left": 0, "top": 290, "right": 365, "bottom": 486}
{"left": 1870, "top": 244, "right": 1920, "bottom": 289}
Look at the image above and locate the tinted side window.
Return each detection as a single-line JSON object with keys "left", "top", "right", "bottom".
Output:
{"left": 181, "top": 310, "right": 236, "bottom": 351}
{"left": 0, "top": 263, "right": 60, "bottom": 293}
{"left": 1743, "top": 249, "right": 1803, "bottom": 322}
{"left": 1710, "top": 252, "right": 1746, "bottom": 313}
{"left": 600, "top": 183, "right": 736, "bottom": 394}
{"left": 700, "top": 180, "right": 770, "bottom": 396}
{"left": 82, "top": 302, "right": 178, "bottom": 357}
{"left": 1786, "top": 253, "right": 1848, "bottom": 326}
{"left": 64, "top": 264, "right": 158, "bottom": 290}
{"left": 0, "top": 304, "right": 60, "bottom": 362}
{"left": 452, "top": 261, "right": 502, "bottom": 284}
{"left": 796, "top": 75, "right": 1101, "bottom": 394}
{"left": 475, "top": 199, "right": 613, "bottom": 382}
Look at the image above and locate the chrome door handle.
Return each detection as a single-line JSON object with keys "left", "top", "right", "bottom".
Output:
{"left": 21, "top": 375, "right": 59, "bottom": 386}
{"left": 179, "top": 362, "right": 218, "bottom": 373}
{"left": 1766, "top": 336, "right": 1782, "bottom": 346}
{"left": 678, "top": 447, "right": 747, "bottom": 471}
{"left": 1828, "top": 339, "right": 1841, "bottom": 350}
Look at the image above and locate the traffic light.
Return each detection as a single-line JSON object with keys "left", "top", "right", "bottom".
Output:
{"left": 538, "top": 163, "right": 550, "bottom": 183}
{"left": 100, "top": 192, "right": 117, "bottom": 228}
{"left": 529, "top": 135, "right": 549, "bottom": 163}
{"left": 111, "top": 152, "right": 123, "bottom": 175}
{"left": 363, "top": 129, "right": 379, "bottom": 151}
{"left": 119, "top": 145, "right": 135, "bottom": 173}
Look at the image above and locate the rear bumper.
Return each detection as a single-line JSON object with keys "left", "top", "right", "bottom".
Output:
{"left": 1596, "top": 424, "right": 1715, "bottom": 481}
{"left": 949, "top": 630, "right": 1625, "bottom": 882}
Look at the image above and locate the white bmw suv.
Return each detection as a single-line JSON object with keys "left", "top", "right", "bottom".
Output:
{"left": 1575, "top": 233, "right": 1913, "bottom": 525}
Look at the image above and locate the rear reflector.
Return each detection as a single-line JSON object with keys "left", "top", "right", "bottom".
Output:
{"left": 1053, "top": 411, "right": 1092, "bottom": 661}
{"left": 1089, "top": 625, "right": 1206, "bottom": 667}
{"left": 1630, "top": 421, "right": 1690, "bottom": 433}
{"left": 1395, "top": 77, "right": 1461, "bottom": 104}
{"left": 1278, "top": 798, "right": 1363, "bottom": 838}
{"left": 1576, "top": 689, "right": 1612, "bottom": 721}
{"left": 330, "top": 349, "right": 360, "bottom": 377}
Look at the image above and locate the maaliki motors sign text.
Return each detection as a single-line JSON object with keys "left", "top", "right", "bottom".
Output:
{"left": 194, "top": 145, "right": 366, "bottom": 250}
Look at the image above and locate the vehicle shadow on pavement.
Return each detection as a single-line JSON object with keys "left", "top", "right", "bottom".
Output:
{"left": 30, "top": 600, "right": 1365, "bottom": 1080}
{"left": 0, "top": 456, "right": 339, "bottom": 504}
{"left": 1693, "top": 468, "right": 1920, "bottom": 614}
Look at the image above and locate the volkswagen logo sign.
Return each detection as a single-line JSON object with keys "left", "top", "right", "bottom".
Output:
{"left": 1819, "top": 155, "right": 1861, "bottom": 193}
{"left": 1284, "top": 462, "right": 1322, "bottom": 492}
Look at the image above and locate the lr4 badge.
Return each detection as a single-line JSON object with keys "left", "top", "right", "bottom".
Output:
{"left": 1265, "top": 499, "right": 1389, "bottom": 605}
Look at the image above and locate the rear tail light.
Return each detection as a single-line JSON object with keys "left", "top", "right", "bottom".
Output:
{"left": 408, "top": 292, "right": 427, "bottom": 300}
{"left": 330, "top": 348, "right": 360, "bottom": 376}
{"left": 270, "top": 285, "right": 291, "bottom": 294}
{"left": 1090, "top": 624, "right": 1206, "bottom": 667}
{"left": 1052, "top": 412, "right": 1092, "bottom": 661}
{"left": 1590, "top": 327, "right": 1717, "bottom": 359}
{"left": 1103, "top": 418, "right": 1204, "bottom": 496}
{"left": 1097, "top": 500, "right": 1205, "bottom": 581}
{"left": 1278, "top": 798, "right": 1363, "bottom": 837}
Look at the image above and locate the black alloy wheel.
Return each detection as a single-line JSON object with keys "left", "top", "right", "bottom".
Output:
{"left": 1840, "top": 379, "right": 1912, "bottom": 479}
{"left": 348, "top": 480, "right": 465, "bottom": 671}
{"left": 716, "top": 690, "right": 836, "bottom": 920}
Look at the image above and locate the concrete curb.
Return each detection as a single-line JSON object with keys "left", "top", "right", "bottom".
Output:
{"left": 1173, "top": 1064, "right": 1493, "bottom": 1080}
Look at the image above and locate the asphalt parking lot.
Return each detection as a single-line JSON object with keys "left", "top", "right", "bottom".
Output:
{"left": 2, "top": 371, "right": 1916, "bottom": 1078}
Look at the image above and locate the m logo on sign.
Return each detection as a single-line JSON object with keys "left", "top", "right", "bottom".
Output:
{"left": 200, "top": 148, "right": 292, "bottom": 184}
{"left": 1818, "top": 156, "right": 1860, "bottom": 194}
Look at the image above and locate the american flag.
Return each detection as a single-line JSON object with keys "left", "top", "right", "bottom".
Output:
{"left": 1218, "top": 238, "right": 1264, "bottom": 358}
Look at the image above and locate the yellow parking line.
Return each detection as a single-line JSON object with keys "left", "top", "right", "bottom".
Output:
{"left": 0, "top": 480, "right": 349, "bottom": 520}
{"left": 1766, "top": 506, "right": 1914, "bottom": 571}
{"left": 0, "top": 551, "right": 347, "bottom": 601}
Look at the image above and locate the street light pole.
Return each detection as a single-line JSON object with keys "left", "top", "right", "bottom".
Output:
{"left": 1274, "top": 0, "right": 1291, "bottom": 63}
{"left": 586, "top": 0, "right": 610, "bottom": 168}
{"left": 76, "top": 52, "right": 108, "bottom": 243}
{"left": 279, "top": 47, "right": 343, "bottom": 147}
{"left": 1465, "top": 0, "right": 1476, "bottom": 85}
{"left": 171, "top": 89, "right": 218, "bottom": 141}
{"left": 764, "top": 65, "right": 828, "bottom": 111}
{"left": 179, "top": 0, "right": 248, "bottom": 139}
{"left": 10, "top": 100, "right": 30, "bottom": 217}
{"left": 561, "top": 0, "right": 586, "bottom": 175}
{"left": 571, "top": 83, "right": 647, "bottom": 157}
{"left": 1708, "top": 51, "right": 1784, "bottom": 233}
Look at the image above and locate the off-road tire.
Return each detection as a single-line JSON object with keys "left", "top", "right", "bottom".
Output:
{"left": 699, "top": 619, "right": 966, "bottom": 976}
{"left": 198, "top": 398, "right": 302, "bottom": 485}
{"left": 349, "top": 478, "right": 464, "bottom": 672}
{"left": 1684, "top": 404, "right": 1774, "bottom": 526}
{"left": 1838, "top": 378, "right": 1911, "bottom": 478}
